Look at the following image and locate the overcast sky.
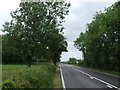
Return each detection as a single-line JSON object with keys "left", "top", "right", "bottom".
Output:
{"left": 0, "top": 0, "right": 118, "bottom": 62}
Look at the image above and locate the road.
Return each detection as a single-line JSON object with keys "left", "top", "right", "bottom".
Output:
{"left": 60, "top": 64, "right": 120, "bottom": 89}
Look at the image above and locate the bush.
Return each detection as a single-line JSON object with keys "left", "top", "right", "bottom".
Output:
{"left": 2, "top": 79, "right": 15, "bottom": 88}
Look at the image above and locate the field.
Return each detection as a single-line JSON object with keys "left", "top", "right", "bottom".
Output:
{"left": 2, "top": 63, "right": 56, "bottom": 88}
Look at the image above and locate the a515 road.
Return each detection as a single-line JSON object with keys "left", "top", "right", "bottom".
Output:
{"left": 60, "top": 64, "right": 120, "bottom": 89}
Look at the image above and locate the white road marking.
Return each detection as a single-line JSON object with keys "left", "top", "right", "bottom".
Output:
{"left": 60, "top": 64, "right": 66, "bottom": 89}
{"left": 107, "top": 85, "right": 113, "bottom": 88}
{"left": 85, "top": 73, "right": 92, "bottom": 77}
{"left": 73, "top": 68, "right": 120, "bottom": 90}
{"left": 90, "top": 76, "right": 94, "bottom": 79}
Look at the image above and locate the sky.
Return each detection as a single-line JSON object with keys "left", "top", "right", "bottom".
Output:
{"left": 0, "top": 0, "right": 118, "bottom": 62}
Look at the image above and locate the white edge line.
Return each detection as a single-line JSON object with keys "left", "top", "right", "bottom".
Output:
{"left": 60, "top": 64, "right": 66, "bottom": 89}
{"left": 73, "top": 68, "right": 120, "bottom": 90}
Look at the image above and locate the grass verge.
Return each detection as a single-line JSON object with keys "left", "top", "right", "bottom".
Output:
{"left": 53, "top": 64, "right": 62, "bottom": 88}
{"left": 2, "top": 63, "right": 56, "bottom": 88}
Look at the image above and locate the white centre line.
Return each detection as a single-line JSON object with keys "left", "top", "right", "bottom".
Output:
{"left": 72, "top": 67, "right": 120, "bottom": 90}
{"left": 90, "top": 76, "right": 94, "bottom": 79}
{"left": 107, "top": 85, "right": 113, "bottom": 88}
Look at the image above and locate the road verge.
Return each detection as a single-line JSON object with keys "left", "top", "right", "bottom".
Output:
{"left": 53, "top": 64, "right": 62, "bottom": 88}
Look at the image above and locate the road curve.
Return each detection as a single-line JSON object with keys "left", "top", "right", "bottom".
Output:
{"left": 60, "top": 64, "right": 120, "bottom": 89}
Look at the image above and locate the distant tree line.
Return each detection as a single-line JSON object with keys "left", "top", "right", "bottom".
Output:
{"left": 66, "top": 57, "right": 84, "bottom": 66}
{"left": 1, "top": 2, "right": 70, "bottom": 67}
{"left": 74, "top": 1, "right": 120, "bottom": 71}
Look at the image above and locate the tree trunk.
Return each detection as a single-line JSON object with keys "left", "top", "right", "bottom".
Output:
{"left": 27, "top": 55, "right": 32, "bottom": 67}
{"left": 82, "top": 45, "right": 86, "bottom": 60}
{"left": 54, "top": 60, "right": 57, "bottom": 66}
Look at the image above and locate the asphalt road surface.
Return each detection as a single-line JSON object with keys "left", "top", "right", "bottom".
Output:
{"left": 60, "top": 64, "right": 120, "bottom": 89}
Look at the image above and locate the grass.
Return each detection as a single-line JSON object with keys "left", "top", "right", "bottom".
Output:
{"left": 53, "top": 65, "right": 62, "bottom": 88}
{"left": 2, "top": 64, "right": 27, "bottom": 70}
{"left": 2, "top": 63, "right": 56, "bottom": 88}
{"left": 68, "top": 64, "right": 120, "bottom": 75}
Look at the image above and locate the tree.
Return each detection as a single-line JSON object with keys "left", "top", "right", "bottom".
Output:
{"left": 2, "top": 34, "right": 23, "bottom": 64}
{"left": 0, "top": 35, "right": 2, "bottom": 64}
{"left": 74, "top": 32, "right": 87, "bottom": 60}
{"left": 74, "top": 1, "right": 120, "bottom": 71}
{"left": 2, "top": 2, "right": 70, "bottom": 67}
{"left": 1, "top": 22, "right": 23, "bottom": 64}
{"left": 46, "top": 31, "right": 68, "bottom": 65}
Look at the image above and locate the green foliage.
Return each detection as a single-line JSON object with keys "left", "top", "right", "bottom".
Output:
{"left": 2, "top": 34, "right": 23, "bottom": 64}
{"left": 66, "top": 57, "right": 84, "bottom": 66}
{"left": 67, "top": 57, "right": 77, "bottom": 64}
{"left": 74, "top": 1, "right": 120, "bottom": 71}
{"left": 2, "top": 63, "right": 56, "bottom": 88}
{"left": 2, "top": 79, "right": 15, "bottom": 88}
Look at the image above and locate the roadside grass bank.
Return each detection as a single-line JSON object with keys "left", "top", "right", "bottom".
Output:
{"left": 68, "top": 64, "right": 120, "bottom": 76}
{"left": 53, "top": 64, "right": 62, "bottom": 88}
{"left": 2, "top": 63, "right": 56, "bottom": 88}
